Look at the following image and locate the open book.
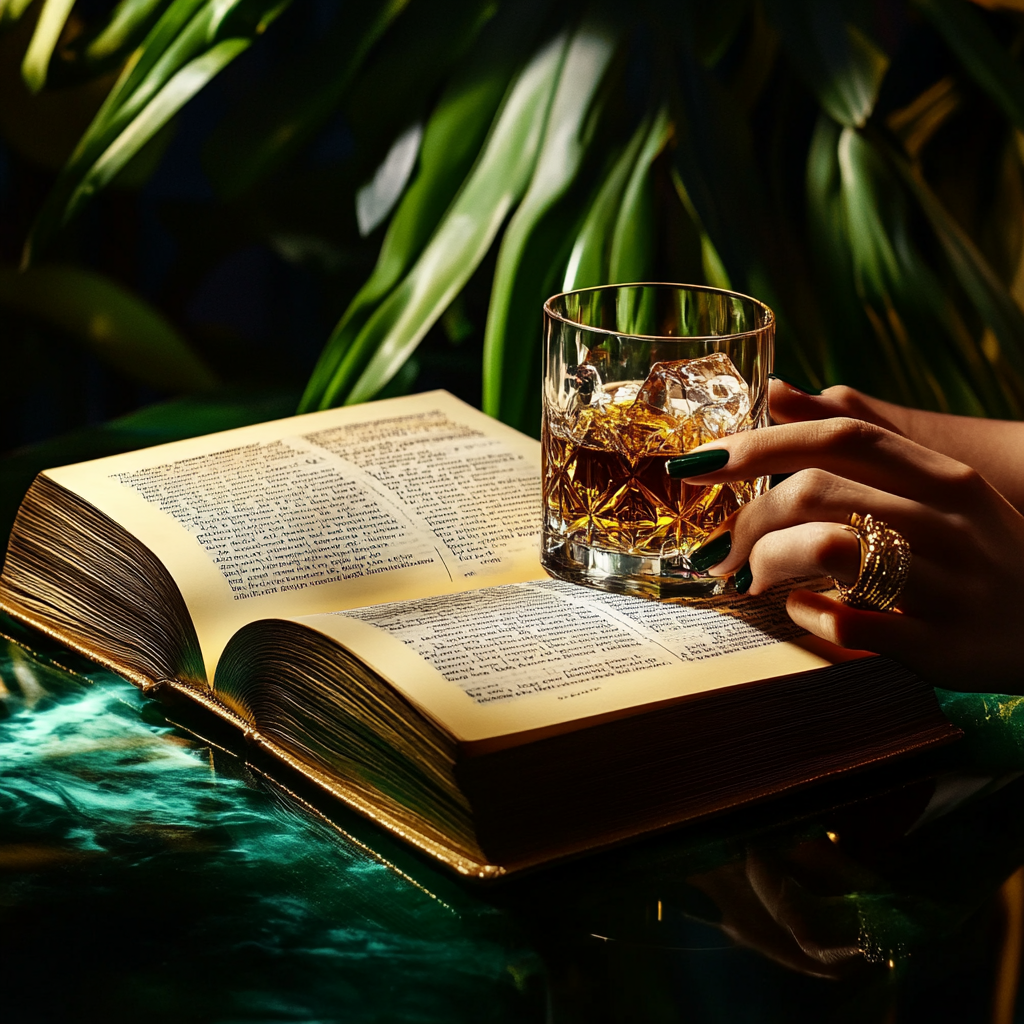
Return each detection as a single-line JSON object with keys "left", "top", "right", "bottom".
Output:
{"left": 0, "top": 391, "right": 958, "bottom": 877}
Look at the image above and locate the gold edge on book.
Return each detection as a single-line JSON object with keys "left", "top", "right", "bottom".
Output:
{"left": 0, "top": 592, "right": 162, "bottom": 695}
{"left": 0, "top": 591, "right": 960, "bottom": 880}
{"left": 241, "top": 767, "right": 467, "bottom": 906}
{"left": 0, "top": 593, "right": 505, "bottom": 879}
{"left": 244, "top": 734, "right": 505, "bottom": 879}
{"left": 0, "top": 592, "right": 254, "bottom": 732}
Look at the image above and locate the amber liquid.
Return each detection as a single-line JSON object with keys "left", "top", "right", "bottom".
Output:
{"left": 542, "top": 398, "right": 757, "bottom": 560}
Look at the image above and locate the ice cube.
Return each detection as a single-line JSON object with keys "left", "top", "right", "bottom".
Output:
{"left": 633, "top": 352, "right": 750, "bottom": 439}
{"left": 607, "top": 381, "right": 639, "bottom": 406}
{"left": 564, "top": 363, "right": 603, "bottom": 405}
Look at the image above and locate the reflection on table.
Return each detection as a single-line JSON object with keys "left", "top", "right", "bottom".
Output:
{"left": 4, "top": 613, "right": 1024, "bottom": 1024}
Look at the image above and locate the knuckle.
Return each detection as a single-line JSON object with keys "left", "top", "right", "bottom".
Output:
{"left": 829, "top": 609, "right": 873, "bottom": 651}
{"left": 943, "top": 461, "right": 987, "bottom": 498}
{"left": 821, "top": 385, "right": 901, "bottom": 434}
{"left": 825, "top": 416, "right": 883, "bottom": 453}
{"left": 943, "top": 511, "right": 980, "bottom": 548}
{"left": 821, "top": 385, "right": 863, "bottom": 411}
{"left": 819, "top": 385, "right": 892, "bottom": 430}
{"left": 807, "top": 522, "right": 851, "bottom": 570}
{"left": 784, "top": 468, "right": 839, "bottom": 515}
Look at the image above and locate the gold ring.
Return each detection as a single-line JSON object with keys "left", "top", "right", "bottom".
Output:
{"left": 833, "top": 512, "right": 911, "bottom": 612}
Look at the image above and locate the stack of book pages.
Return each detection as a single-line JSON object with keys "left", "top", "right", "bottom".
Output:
{"left": 0, "top": 392, "right": 958, "bottom": 877}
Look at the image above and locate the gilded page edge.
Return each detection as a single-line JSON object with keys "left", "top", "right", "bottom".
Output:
{"left": 0, "top": 595, "right": 503, "bottom": 878}
{"left": 0, "top": 597, "right": 963, "bottom": 880}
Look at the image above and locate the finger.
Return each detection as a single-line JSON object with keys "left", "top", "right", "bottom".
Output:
{"left": 666, "top": 417, "right": 987, "bottom": 509}
{"left": 784, "top": 588, "right": 932, "bottom": 658}
{"left": 696, "top": 470, "right": 954, "bottom": 577}
{"left": 690, "top": 864, "right": 855, "bottom": 980}
{"left": 745, "top": 848, "right": 864, "bottom": 968}
{"left": 747, "top": 522, "right": 858, "bottom": 585}
{"left": 769, "top": 379, "right": 906, "bottom": 436}
{"left": 741, "top": 521, "right": 946, "bottom": 616}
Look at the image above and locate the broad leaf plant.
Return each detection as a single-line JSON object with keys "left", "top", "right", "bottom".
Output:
{"left": 3, "top": 0, "right": 1024, "bottom": 438}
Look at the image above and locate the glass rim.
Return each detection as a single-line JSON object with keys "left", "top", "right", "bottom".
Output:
{"left": 543, "top": 281, "right": 775, "bottom": 343}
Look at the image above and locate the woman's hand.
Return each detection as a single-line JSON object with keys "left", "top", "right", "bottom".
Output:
{"left": 768, "top": 378, "right": 1024, "bottom": 514}
{"left": 687, "top": 837, "right": 874, "bottom": 980}
{"left": 668, "top": 380, "right": 1024, "bottom": 691}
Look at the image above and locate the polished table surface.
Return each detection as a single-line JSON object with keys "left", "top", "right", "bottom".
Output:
{"left": 5, "top": 611, "right": 1024, "bottom": 1024}
{"left": 4, "top": 396, "right": 1024, "bottom": 1023}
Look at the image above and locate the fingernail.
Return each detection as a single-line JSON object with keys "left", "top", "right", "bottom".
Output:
{"left": 768, "top": 373, "right": 819, "bottom": 396}
{"left": 665, "top": 448, "right": 730, "bottom": 478}
{"left": 734, "top": 562, "right": 753, "bottom": 594}
{"left": 689, "top": 531, "right": 732, "bottom": 573}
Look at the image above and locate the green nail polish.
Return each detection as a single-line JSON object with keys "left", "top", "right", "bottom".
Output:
{"left": 665, "top": 448, "right": 730, "bottom": 478}
{"left": 690, "top": 532, "right": 732, "bottom": 573}
{"left": 768, "top": 373, "right": 819, "bottom": 396}
{"left": 734, "top": 562, "right": 753, "bottom": 594}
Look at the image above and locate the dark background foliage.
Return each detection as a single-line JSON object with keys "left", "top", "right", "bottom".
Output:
{"left": 3, "top": 0, "right": 1024, "bottom": 458}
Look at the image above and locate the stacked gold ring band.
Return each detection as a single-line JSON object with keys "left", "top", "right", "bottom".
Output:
{"left": 833, "top": 512, "right": 911, "bottom": 613}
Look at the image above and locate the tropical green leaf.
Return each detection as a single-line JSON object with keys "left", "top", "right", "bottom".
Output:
{"left": 60, "top": 40, "right": 252, "bottom": 240}
{"left": 24, "top": 0, "right": 292, "bottom": 263}
{"left": 605, "top": 107, "right": 673, "bottom": 338}
{"left": 0, "top": 0, "right": 36, "bottom": 28}
{"left": 829, "top": 127, "right": 1008, "bottom": 414}
{"left": 482, "top": 19, "right": 618, "bottom": 428}
{"left": 355, "top": 123, "right": 424, "bottom": 238}
{"left": 85, "top": 0, "right": 170, "bottom": 64}
{"left": 692, "top": 0, "right": 751, "bottom": 69}
{"left": 0, "top": 264, "right": 218, "bottom": 392}
{"left": 341, "top": 0, "right": 502, "bottom": 166}
{"left": 805, "top": 115, "right": 871, "bottom": 386}
{"left": 885, "top": 76, "right": 960, "bottom": 159}
{"left": 88, "top": 0, "right": 289, "bottom": 152}
{"left": 298, "top": 17, "right": 525, "bottom": 412}
{"left": 885, "top": 137, "right": 1024, "bottom": 400}
{"left": 12, "top": 0, "right": 1024, "bottom": 447}
{"left": 85, "top": 0, "right": 210, "bottom": 134}
{"left": 20, "top": 0, "right": 75, "bottom": 93}
{"left": 672, "top": 42, "right": 828, "bottom": 387}
{"left": 608, "top": 105, "right": 671, "bottom": 284}
{"left": 671, "top": 54, "right": 766, "bottom": 295}
{"left": 763, "top": 0, "right": 888, "bottom": 128}
{"left": 562, "top": 113, "right": 650, "bottom": 291}
{"left": 205, "top": 0, "right": 499, "bottom": 203}
{"left": 809, "top": 117, "right": 930, "bottom": 399}
{"left": 836, "top": 129, "right": 946, "bottom": 407}
{"left": 316, "top": 32, "right": 569, "bottom": 410}
{"left": 203, "top": 0, "right": 412, "bottom": 200}
{"left": 726, "top": 1, "right": 780, "bottom": 113}
{"left": 670, "top": 168, "right": 731, "bottom": 289}
{"left": 914, "top": 0, "right": 1024, "bottom": 135}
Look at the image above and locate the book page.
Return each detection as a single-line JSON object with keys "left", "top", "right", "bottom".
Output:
{"left": 291, "top": 579, "right": 848, "bottom": 744}
{"left": 43, "top": 392, "right": 543, "bottom": 678}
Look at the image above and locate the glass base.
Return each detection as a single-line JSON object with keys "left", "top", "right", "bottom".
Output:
{"left": 542, "top": 533, "right": 727, "bottom": 600}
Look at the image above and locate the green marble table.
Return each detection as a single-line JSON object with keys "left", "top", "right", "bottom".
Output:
{"left": 5, "top": 393, "right": 1024, "bottom": 1023}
